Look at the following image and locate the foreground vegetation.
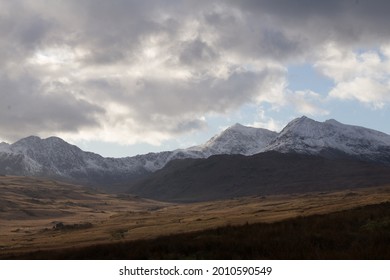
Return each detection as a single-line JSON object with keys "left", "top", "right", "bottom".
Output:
{"left": 5, "top": 202, "right": 390, "bottom": 259}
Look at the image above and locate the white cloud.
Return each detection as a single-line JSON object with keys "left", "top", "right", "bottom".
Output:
{"left": 315, "top": 43, "right": 390, "bottom": 108}
{"left": 287, "top": 90, "right": 329, "bottom": 116}
{"left": 329, "top": 77, "right": 389, "bottom": 109}
{"left": 248, "top": 108, "right": 284, "bottom": 132}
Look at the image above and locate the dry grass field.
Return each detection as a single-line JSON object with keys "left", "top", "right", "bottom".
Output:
{"left": 1, "top": 175, "right": 390, "bottom": 258}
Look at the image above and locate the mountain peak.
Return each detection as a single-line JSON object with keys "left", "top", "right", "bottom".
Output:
{"left": 293, "top": 115, "right": 314, "bottom": 123}
{"left": 12, "top": 135, "right": 42, "bottom": 147}
{"left": 11, "top": 135, "right": 75, "bottom": 149}
{"left": 44, "top": 136, "right": 69, "bottom": 145}
{"left": 231, "top": 122, "right": 245, "bottom": 128}
{"left": 227, "top": 123, "right": 250, "bottom": 132}
{"left": 285, "top": 116, "right": 315, "bottom": 126}
{"left": 21, "top": 135, "right": 42, "bottom": 141}
{"left": 325, "top": 119, "right": 341, "bottom": 125}
{"left": 291, "top": 115, "right": 310, "bottom": 121}
{"left": 266, "top": 116, "right": 390, "bottom": 160}
{"left": 12, "top": 135, "right": 66, "bottom": 146}
{"left": 198, "top": 122, "right": 278, "bottom": 156}
{"left": 279, "top": 116, "right": 318, "bottom": 135}
{"left": 0, "top": 141, "right": 10, "bottom": 152}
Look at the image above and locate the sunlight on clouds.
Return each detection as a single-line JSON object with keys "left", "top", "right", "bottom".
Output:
{"left": 254, "top": 68, "right": 288, "bottom": 107}
{"left": 288, "top": 90, "right": 329, "bottom": 116}
{"left": 29, "top": 46, "right": 85, "bottom": 67}
{"left": 329, "top": 78, "right": 388, "bottom": 109}
{"left": 251, "top": 109, "right": 284, "bottom": 132}
{"left": 315, "top": 43, "right": 390, "bottom": 108}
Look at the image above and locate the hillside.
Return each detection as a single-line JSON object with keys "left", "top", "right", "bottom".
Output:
{"left": 127, "top": 151, "right": 390, "bottom": 202}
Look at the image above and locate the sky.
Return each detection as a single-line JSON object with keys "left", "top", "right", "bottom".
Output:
{"left": 1, "top": 0, "right": 390, "bottom": 157}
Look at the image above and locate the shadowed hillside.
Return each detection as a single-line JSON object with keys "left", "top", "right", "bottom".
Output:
{"left": 127, "top": 152, "right": 390, "bottom": 202}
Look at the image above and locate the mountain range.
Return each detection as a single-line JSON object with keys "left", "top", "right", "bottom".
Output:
{"left": 1, "top": 116, "right": 390, "bottom": 197}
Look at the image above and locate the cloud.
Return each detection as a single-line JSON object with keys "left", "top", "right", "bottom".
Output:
{"left": 0, "top": 70, "right": 104, "bottom": 141}
{"left": 315, "top": 43, "right": 390, "bottom": 108}
{"left": 251, "top": 109, "right": 285, "bottom": 132}
{"left": 232, "top": 0, "right": 390, "bottom": 48}
{"left": 2, "top": 0, "right": 390, "bottom": 145}
{"left": 286, "top": 90, "right": 330, "bottom": 116}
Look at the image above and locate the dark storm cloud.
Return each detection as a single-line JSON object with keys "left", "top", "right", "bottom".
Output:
{"left": 0, "top": 72, "right": 104, "bottom": 141}
{"left": 1, "top": 0, "right": 390, "bottom": 142}
{"left": 232, "top": 0, "right": 390, "bottom": 47}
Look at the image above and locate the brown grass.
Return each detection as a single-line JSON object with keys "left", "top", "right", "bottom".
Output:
{"left": 9, "top": 202, "right": 390, "bottom": 260}
{"left": 1, "top": 175, "right": 390, "bottom": 258}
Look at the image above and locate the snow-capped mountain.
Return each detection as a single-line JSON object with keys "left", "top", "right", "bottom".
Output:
{"left": 264, "top": 116, "right": 390, "bottom": 163}
{"left": 0, "top": 136, "right": 149, "bottom": 186}
{"left": 1, "top": 116, "right": 390, "bottom": 190}
{"left": 0, "top": 123, "right": 276, "bottom": 187}
{"left": 192, "top": 123, "right": 277, "bottom": 156}
{"left": 134, "top": 123, "right": 277, "bottom": 171}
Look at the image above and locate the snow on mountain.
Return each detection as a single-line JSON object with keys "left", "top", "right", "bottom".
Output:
{"left": 130, "top": 123, "right": 277, "bottom": 172}
{"left": 264, "top": 116, "right": 390, "bottom": 162}
{"left": 0, "top": 142, "right": 10, "bottom": 152}
{"left": 0, "top": 136, "right": 146, "bottom": 183}
{"left": 1, "top": 116, "right": 390, "bottom": 189}
{"left": 0, "top": 122, "right": 275, "bottom": 185}
{"left": 192, "top": 123, "right": 277, "bottom": 156}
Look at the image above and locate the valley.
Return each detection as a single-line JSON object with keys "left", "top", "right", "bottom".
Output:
{"left": 1, "top": 175, "right": 390, "bottom": 258}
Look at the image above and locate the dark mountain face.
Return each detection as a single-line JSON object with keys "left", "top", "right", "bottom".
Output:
{"left": 127, "top": 151, "right": 390, "bottom": 202}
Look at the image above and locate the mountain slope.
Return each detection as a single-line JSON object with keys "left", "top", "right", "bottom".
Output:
{"left": 127, "top": 151, "right": 390, "bottom": 202}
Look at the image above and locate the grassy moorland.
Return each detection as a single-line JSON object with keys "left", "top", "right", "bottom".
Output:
{"left": 6, "top": 202, "right": 390, "bottom": 260}
{"left": 1, "top": 176, "right": 390, "bottom": 259}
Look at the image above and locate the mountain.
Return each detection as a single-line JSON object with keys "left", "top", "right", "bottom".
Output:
{"left": 0, "top": 123, "right": 276, "bottom": 190}
{"left": 0, "top": 136, "right": 149, "bottom": 187}
{"left": 265, "top": 116, "right": 390, "bottom": 163}
{"left": 126, "top": 116, "right": 390, "bottom": 201}
{"left": 192, "top": 123, "right": 277, "bottom": 156}
{"left": 1, "top": 116, "right": 390, "bottom": 194}
{"left": 127, "top": 151, "right": 390, "bottom": 202}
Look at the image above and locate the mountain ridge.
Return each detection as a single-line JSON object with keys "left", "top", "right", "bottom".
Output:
{"left": 1, "top": 116, "right": 390, "bottom": 192}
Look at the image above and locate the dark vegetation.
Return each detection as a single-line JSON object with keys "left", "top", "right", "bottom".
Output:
{"left": 51, "top": 222, "right": 93, "bottom": 231}
{"left": 5, "top": 202, "right": 390, "bottom": 260}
